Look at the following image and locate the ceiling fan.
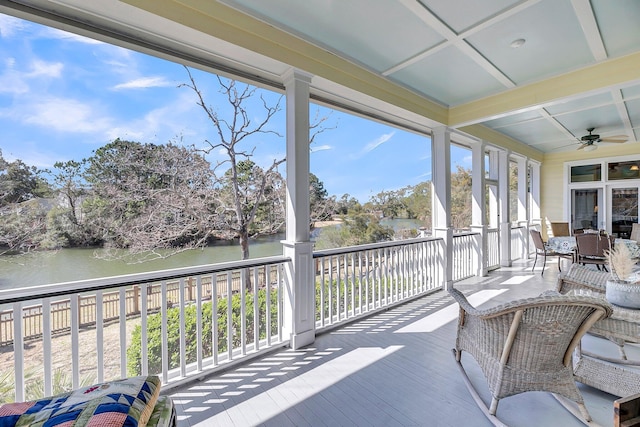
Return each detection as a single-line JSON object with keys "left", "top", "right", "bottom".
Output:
{"left": 577, "top": 127, "right": 628, "bottom": 150}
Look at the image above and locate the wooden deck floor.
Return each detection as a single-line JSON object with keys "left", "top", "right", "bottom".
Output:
{"left": 169, "top": 259, "right": 621, "bottom": 426}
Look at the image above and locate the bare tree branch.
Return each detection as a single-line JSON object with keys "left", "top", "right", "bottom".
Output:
{"left": 181, "top": 66, "right": 336, "bottom": 262}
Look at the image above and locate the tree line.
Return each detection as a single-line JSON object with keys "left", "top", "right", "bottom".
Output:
{"left": 0, "top": 143, "right": 326, "bottom": 260}
{"left": 0, "top": 69, "right": 478, "bottom": 261}
{"left": 0, "top": 144, "right": 478, "bottom": 260}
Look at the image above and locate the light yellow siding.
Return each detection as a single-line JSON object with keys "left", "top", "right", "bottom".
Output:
{"left": 541, "top": 142, "right": 640, "bottom": 238}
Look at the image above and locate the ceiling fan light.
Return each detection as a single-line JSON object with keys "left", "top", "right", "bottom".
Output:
{"left": 583, "top": 144, "right": 598, "bottom": 152}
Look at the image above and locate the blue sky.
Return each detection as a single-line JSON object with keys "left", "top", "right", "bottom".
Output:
{"left": 0, "top": 13, "right": 471, "bottom": 202}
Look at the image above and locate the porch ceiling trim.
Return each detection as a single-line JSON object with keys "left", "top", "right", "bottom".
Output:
{"left": 459, "top": 124, "right": 544, "bottom": 162}
{"left": 122, "top": 0, "right": 450, "bottom": 124}
{"left": 449, "top": 52, "right": 640, "bottom": 128}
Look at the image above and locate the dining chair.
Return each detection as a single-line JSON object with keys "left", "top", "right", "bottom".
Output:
{"left": 550, "top": 222, "right": 570, "bottom": 237}
{"left": 575, "top": 233, "right": 614, "bottom": 271}
{"left": 530, "top": 229, "right": 573, "bottom": 275}
{"left": 631, "top": 223, "right": 640, "bottom": 243}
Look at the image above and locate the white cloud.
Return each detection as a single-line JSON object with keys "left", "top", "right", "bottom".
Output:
{"left": 1, "top": 86, "right": 204, "bottom": 156}
{"left": 0, "top": 58, "right": 63, "bottom": 95}
{"left": 20, "top": 97, "right": 111, "bottom": 133}
{"left": 99, "top": 46, "right": 157, "bottom": 82}
{"left": 311, "top": 144, "right": 332, "bottom": 152}
{"left": 105, "top": 92, "right": 202, "bottom": 144}
{"left": 106, "top": 108, "right": 175, "bottom": 143}
{"left": 364, "top": 132, "right": 394, "bottom": 153}
{"left": 0, "top": 15, "right": 27, "bottom": 38}
{"left": 42, "top": 27, "right": 104, "bottom": 45}
{"left": 0, "top": 65, "right": 29, "bottom": 94}
{"left": 5, "top": 149, "right": 61, "bottom": 169}
{"left": 27, "top": 59, "right": 63, "bottom": 78}
{"left": 112, "top": 76, "right": 175, "bottom": 90}
{"left": 105, "top": 126, "right": 146, "bottom": 142}
{"left": 414, "top": 172, "right": 432, "bottom": 180}
{"left": 352, "top": 131, "right": 395, "bottom": 158}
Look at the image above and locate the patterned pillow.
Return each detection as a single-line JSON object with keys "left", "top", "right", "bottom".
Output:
{"left": 0, "top": 375, "right": 161, "bottom": 427}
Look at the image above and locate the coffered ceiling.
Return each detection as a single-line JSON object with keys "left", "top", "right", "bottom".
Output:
{"left": 2, "top": 0, "right": 640, "bottom": 155}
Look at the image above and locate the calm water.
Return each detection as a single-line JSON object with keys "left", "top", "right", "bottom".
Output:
{"left": 0, "top": 234, "right": 284, "bottom": 290}
{"left": 0, "top": 219, "right": 426, "bottom": 290}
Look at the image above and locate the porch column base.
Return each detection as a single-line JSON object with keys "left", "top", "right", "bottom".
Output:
{"left": 499, "top": 222, "right": 512, "bottom": 267}
{"left": 282, "top": 241, "right": 316, "bottom": 350}
{"left": 518, "top": 220, "right": 530, "bottom": 260}
{"left": 434, "top": 227, "right": 454, "bottom": 290}
{"left": 470, "top": 225, "right": 488, "bottom": 277}
{"left": 290, "top": 329, "right": 315, "bottom": 350}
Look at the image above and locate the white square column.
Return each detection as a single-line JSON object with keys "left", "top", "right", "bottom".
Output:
{"left": 470, "top": 141, "right": 487, "bottom": 277}
{"left": 431, "top": 127, "right": 453, "bottom": 290}
{"left": 498, "top": 150, "right": 511, "bottom": 267}
{"left": 282, "top": 69, "right": 315, "bottom": 349}
{"left": 516, "top": 156, "right": 529, "bottom": 259}
{"left": 528, "top": 160, "right": 542, "bottom": 255}
{"left": 529, "top": 161, "right": 541, "bottom": 226}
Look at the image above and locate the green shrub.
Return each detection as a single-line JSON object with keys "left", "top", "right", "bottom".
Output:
{"left": 315, "top": 276, "right": 400, "bottom": 321}
{"left": 127, "top": 288, "right": 279, "bottom": 376}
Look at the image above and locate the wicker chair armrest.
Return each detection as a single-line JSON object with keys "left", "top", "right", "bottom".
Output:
{"left": 556, "top": 264, "right": 609, "bottom": 294}
{"left": 449, "top": 288, "right": 612, "bottom": 319}
{"left": 449, "top": 288, "right": 485, "bottom": 316}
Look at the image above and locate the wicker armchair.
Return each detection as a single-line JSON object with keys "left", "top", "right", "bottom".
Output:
{"left": 450, "top": 287, "right": 612, "bottom": 425}
{"left": 556, "top": 263, "right": 608, "bottom": 296}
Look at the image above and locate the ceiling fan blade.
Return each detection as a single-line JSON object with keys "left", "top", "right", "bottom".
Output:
{"left": 550, "top": 143, "right": 579, "bottom": 152}
{"left": 600, "top": 135, "right": 628, "bottom": 143}
{"left": 577, "top": 144, "right": 585, "bottom": 150}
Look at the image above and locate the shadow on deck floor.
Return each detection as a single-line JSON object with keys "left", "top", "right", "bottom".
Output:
{"left": 169, "top": 260, "right": 621, "bottom": 427}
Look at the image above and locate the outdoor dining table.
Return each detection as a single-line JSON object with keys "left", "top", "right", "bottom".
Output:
{"left": 547, "top": 235, "right": 640, "bottom": 258}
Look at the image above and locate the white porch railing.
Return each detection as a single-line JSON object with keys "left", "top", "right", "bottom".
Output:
{"left": 313, "top": 237, "right": 443, "bottom": 331}
{"left": 0, "top": 256, "right": 289, "bottom": 402}
{"left": 452, "top": 232, "right": 477, "bottom": 281}
{"left": 486, "top": 228, "right": 500, "bottom": 270}
{"left": 510, "top": 225, "right": 526, "bottom": 261}
{"left": 0, "top": 238, "right": 449, "bottom": 404}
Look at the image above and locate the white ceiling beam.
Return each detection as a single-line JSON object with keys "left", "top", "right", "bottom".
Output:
{"left": 458, "top": 0, "right": 541, "bottom": 38}
{"left": 393, "top": 0, "right": 516, "bottom": 88}
{"left": 382, "top": 41, "right": 449, "bottom": 76}
{"left": 539, "top": 108, "right": 576, "bottom": 138}
{"left": 570, "top": 0, "right": 608, "bottom": 61}
{"left": 611, "top": 89, "right": 635, "bottom": 140}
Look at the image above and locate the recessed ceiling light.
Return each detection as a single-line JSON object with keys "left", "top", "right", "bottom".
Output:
{"left": 510, "top": 38, "right": 526, "bottom": 48}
